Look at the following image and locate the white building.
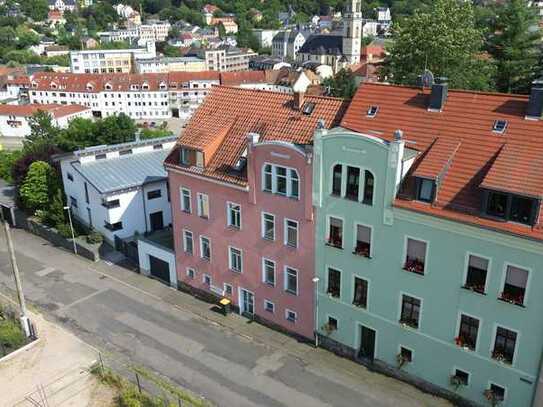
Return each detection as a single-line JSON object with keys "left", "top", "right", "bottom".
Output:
{"left": 252, "top": 29, "right": 280, "bottom": 49}
{"left": 48, "top": 0, "right": 76, "bottom": 12}
{"left": 0, "top": 104, "right": 91, "bottom": 138}
{"left": 58, "top": 136, "right": 176, "bottom": 247}
{"left": 27, "top": 71, "right": 221, "bottom": 120}
{"left": 271, "top": 30, "right": 307, "bottom": 60}
{"left": 135, "top": 56, "right": 206, "bottom": 73}
{"left": 70, "top": 42, "right": 156, "bottom": 74}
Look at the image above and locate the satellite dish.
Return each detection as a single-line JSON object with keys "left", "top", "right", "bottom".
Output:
{"left": 420, "top": 69, "right": 434, "bottom": 88}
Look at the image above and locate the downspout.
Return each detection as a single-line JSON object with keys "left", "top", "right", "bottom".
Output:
{"left": 141, "top": 185, "right": 148, "bottom": 234}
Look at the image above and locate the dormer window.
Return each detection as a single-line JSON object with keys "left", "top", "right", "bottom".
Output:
{"left": 367, "top": 105, "right": 379, "bottom": 118}
{"left": 302, "top": 102, "right": 315, "bottom": 115}
{"left": 159, "top": 82, "right": 167, "bottom": 90}
{"left": 484, "top": 190, "right": 539, "bottom": 225}
{"left": 233, "top": 148, "right": 247, "bottom": 171}
{"left": 415, "top": 178, "right": 436, "bottom": 203}
{"left": 492, "top": 119, "right": 508, "bottom": 134}
{"left": 105, "top": 83, "right": 112, "bottom": 90}
{"left": 142, "top": 82, "right": 149, "bottom": 90}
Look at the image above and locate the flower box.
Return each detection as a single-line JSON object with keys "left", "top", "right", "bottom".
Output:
{"left": 326, "top": 237, "right": 342, "bottom": 249}
{"left": 353, "top": 242, "right": 370, "bottom": 258}
{"left": 462, "top": 284, "right": 485, "bottom": 295}
{"left": 399, "top": 318, "right": 418, "bottom": 329}
{"left": 403, "top": 258, "right": 425, "bottom": 275}
{"left": 491, "top": 351, "right": 511, "bottom": 365}
{"left": 454, "top": 336, "right": 474, "bottom": 351}
{"left": 498, "top": 291, "right": 524, "bottom": 307}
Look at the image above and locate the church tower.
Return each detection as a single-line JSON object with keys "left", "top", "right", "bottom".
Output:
{"left": 342, "top": 0, "right": 362, "bottom": 65}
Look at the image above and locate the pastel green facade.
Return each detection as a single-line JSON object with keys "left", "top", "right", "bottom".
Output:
{"left": 312, "top": 127, "right": 543, "bottom": 407}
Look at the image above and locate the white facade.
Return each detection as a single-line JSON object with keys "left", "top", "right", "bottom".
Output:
{"left": 343, "top": 0, "right": 363, "bottom": 65}
{"left": 138, "top": 238, "right": 177, "bottom": 287}
{"left": 252, "top": 29, "right": 280, "bottom": 48}
{"left": 70, "top": 42, "right": 156, "bottom": 74}
{"left": 59, "top": 138, "right": 175, "bottom": 246}
{"left": 0, "top": 106, "right": 91, "bottom": 138}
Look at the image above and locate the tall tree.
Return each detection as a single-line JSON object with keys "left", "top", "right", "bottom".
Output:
{"left": 322, "top": 69, "right": 358, "bottom": 99}
{"left": 487, "top": 0, "right": 541, "bottom": 94}
{"left": 381, "top": 0, "right": 495, "bottom": 90}
{"left": 19, "top": 161, "right": 52, "bottom": 212}
{"left": 24, "top": 111, "right": 60, "bottom": 153}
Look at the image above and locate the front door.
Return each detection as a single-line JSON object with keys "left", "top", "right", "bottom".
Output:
{"left": 359, "top": 325, "right": 376, "bottom": 361}
{"left": 149, "top": 211, "right": 164, "bottom": 232}
{"left": 239, "top": 288, "right": 254, "bottom": 316}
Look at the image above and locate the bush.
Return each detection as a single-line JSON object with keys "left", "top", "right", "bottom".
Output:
{"left": 56, "top": 222, "right": 73, "bottom": 239}
{"left": 86, "top": 229, "right": 103, "bottom": 244}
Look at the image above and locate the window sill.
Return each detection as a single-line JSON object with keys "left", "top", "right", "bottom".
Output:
{"left": 461, "top": 285, "right": 486, "bottom": 295}
{"left": 497, "top": 296, "right": 525, "bottom": 308}
{"left": 199, "top": 215, "right": 209, "bottom": 220}
{"left": 352, "top": 303, "right": 367, "bottom": 309}
{"left": 181, "top": 209, "right": 191, "bottom": 214}
{"left": 352, "top": 251, "right": 371, "bottom": 259}
{"left": 327, "top": 292, "right": 340, "bottom": 300}
{"left": 325, "top": 242, "right": 343, "bottom": 250}
{"left": 201, "top": 258, "right": 211, "bottom": 262}
{"left": 402, "top": 267, "right": 425, "bottom": 276}
{"left": 264, "top": 282, "right": 275, "bottom": 287}
{"left": 399, "top": 320, "right": 419, "bottom": 330}
{"left": 285, "top": 243, "right": 298, "bottom": 250}
{"left": 262, "top": 236, "right": 275, "bottom": 242}
{"left": 227, "top": 225, "right": 241, "bottom": 231}
{"left": 285, "top": 290, "right": 298, "bottom": 296}
{"left": 229, "top": 269, "right": 242, "bottom": 274}
{"left": 491, "top": 356, "right": 513, "bottom": 366}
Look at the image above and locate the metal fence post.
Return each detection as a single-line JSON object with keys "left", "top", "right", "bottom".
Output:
{"left": 99, "top": 352, "right": 104, "bottom": 376}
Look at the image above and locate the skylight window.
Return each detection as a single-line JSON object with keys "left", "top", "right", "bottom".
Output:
{"left": 302, "top": 102, "right": 315, "bottom": 115}
{"left": 492, "top": 119, "right": 508, "bottom": 134}
{"left": 367, "top": 105, "right": 379, "bottom": 118}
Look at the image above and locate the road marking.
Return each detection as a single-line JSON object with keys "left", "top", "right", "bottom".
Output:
{"left": 36, "top": 267, "right": 56, "bottom": 277}
{"left": 57, "top": 288, "right": 109, "bottom": 313}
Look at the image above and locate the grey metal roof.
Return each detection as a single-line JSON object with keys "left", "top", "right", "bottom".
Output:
{"left": 299, "top": 35, "right": 343, "bottom": 55}
{"left": 72, "top": 149, "right": 171, "bottom": 194}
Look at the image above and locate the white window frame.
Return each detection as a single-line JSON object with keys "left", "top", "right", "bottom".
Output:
{"left": 226, "top": 201, "right": 241, "bottom": 229}
{"left": 186, "top": 267, "right": 195, "bottom": 279}
{"left": 402, "top": 235, "right": 429, "bottom": 275}
{"left": 329, "top": 162, "right": 376, "bottom": 205}
{"left": 262, "top": 258, "right": 276, "bottom": 286}
{"left": 180, "top": 187, "right": 192, "bottom": 213}
{"left": 182, "top": 229, "right": 193, "bottom": 254}
{"left": 487, "top": 381, "right": 507, "bottom": 403}
{"left": 284, "top": 218, "right": 299, "bottom": 248}
{"left": 197, "top": 192, "right": 209, "bottom": 219}
{"left": 285, "top": 308, "right": 297, "bottom": 323}
{"left": 455, "top": 311, "right": 482, "bottom": 352}
{"left": 500, "top": 262, "right": 531, "bottom": 306}
{"left": 451, "top": 366, "right": 471, "bottom": 387}
{"left": 261, "top": 212, "right": 275, "bottom": 241}
{"left": 352, "top": 274, "right": 370, "bottom": 310}
{"left": 462, "top": 252, "right": 492, "bottom": 294}
{"left": 199, "top": 236, "right": 211, "bottom": 261}
{"left": 264, "top": 299, "right": 275, "bottom": 313}
{"left": 261, "top": 162, "right": 300, "bottom": 199}
{"left": 203, "top": 273, "right": 211, "bottom": 285}
{"left": 398, "top": 291, "right": 423, "bottom": 330}
{"left": 326, "top": 214, "right": 345, "bottom": 249}
{"left": 284, "top": 266, "right": 299, "bottom": 296}
{"left": 353, "top": 222, "right": 373, "bottom": 257}
{"left": 223, "top": 283, "right": 233, "bottom": 296}
{"left": 490, "top": 323, "right": 520, "bottom": 367}
{"left": 398, "top": 344, "right": 414, "bottom": 363}
{"left": 325, "top": 264, "right": 342, "bottom": 300}
{"left": 228, "top": 246, "right": 243, "bottom": 273}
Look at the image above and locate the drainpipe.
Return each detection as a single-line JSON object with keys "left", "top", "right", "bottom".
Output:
{"left": 141, "top": 185, "right": 148, "bottom": 234}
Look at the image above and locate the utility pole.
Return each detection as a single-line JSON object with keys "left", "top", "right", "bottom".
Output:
{"left": 2, "top": 219, "right": 30, "bottom": 337}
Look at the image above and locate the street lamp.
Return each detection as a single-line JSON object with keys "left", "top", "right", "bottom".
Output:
{"left": 312, "top": 277, "right": 320, "bottom": 348}
{"left": 63, "top": 206, "right": 77, "bottom": 255}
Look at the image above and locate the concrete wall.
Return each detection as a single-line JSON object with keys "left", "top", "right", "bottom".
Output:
{"left": 138, "top": 238, "right": 177, "bottom": 287}
{"left": 312, "top": 127, "right": 543, "bottom": 407}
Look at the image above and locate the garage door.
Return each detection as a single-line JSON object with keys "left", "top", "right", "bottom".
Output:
{"left": 149, "top": 255, "right": 170, "bottom": 285}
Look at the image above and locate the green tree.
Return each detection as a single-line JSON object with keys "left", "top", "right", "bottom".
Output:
{"left": 20, "top": 0, "right": 48, "bottom": 21}
{"left": 322, "top": 68, "right": 358, "bottom": 99}
{"left": 487, "top": 0, "right": 541, "bottom": 94}
{"left": 0, "top": 150, "right": 23, "bottom": 183}
{"left": 95, "top": 114, "right": 137, "bottom": 145}
{"left": 19, "top": 161, "right": 51, "bottom": 212}
{"left": 218, "top": 23, "right": 227, "bottom": 39}
{"left": 24, "top": 111, "right": 60, "bottom": 153}
{"left": 381, "top": 0, "right": 494, "bottom": 90}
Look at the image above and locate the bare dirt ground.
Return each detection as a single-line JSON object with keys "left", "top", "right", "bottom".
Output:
{"left": 0, "top": 299, "right": 114, "bottom": 407}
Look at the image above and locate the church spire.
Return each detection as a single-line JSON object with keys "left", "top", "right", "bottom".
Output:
{"left": 342, "top": 0, "right": 362, "bottom": 65}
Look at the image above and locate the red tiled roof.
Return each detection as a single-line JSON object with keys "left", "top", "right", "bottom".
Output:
{"left": 165, "top": 86, "right": 348, "bottom": 185}
{"left": 481, "top": 143, "right": 543, "bottom": 199}
{"left": 219, "top": 70, "right": 267, "bottom": 86}
{"left": 29, "top": 71, "right": 221, "bottom": 93}
{"left": 0, "top": 103, "right": 89, "bottom": 118}
{"left": 341, "top": 83, "right": 543, "bottom": 241}
{"left": 412, "top": 137, "right": 461, "bottom": 180}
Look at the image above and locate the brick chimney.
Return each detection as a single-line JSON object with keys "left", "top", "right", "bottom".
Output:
{"left": 293, "top": 91, "right": 305, "bottom": 110}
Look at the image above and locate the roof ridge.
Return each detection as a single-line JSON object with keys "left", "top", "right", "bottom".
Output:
{"left": 214, "top": 85, "right": 345, "bottom": 101}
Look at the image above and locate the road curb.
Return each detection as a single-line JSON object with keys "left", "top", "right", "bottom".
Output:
{"left": 0, "top": 337, "right": 41, "bottom": 364}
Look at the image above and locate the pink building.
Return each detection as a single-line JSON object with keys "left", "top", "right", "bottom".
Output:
{"left": 165, "top": 86, "right": 347, "bottom": 339}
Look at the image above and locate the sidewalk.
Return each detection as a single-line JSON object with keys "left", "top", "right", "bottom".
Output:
{"left": 0, "top": 300, "right": 114, "bottom": 407}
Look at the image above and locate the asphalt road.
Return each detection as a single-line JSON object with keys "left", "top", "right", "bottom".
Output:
{"left": 0, "top": 228, "right": 450, "bottom": 407}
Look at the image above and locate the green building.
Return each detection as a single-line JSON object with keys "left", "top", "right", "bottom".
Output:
{"left": 312, "top": 81, "right": 543, "bottom": 406}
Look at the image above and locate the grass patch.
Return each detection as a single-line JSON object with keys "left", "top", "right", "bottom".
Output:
{"left": 90, "top": 362, "right": 211, "bottom": 407}
{"left": 0, "top": 304, "right": 26, "bottom": 357}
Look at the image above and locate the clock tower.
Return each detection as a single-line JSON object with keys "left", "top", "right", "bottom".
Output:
{"left": 342, "top": 0, "right": 363, "bottom": 65}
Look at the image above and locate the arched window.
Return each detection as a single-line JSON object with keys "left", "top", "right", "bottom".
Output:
{"left": 332, "top": 164, "right": 342, "bottom": 196}
{"left": 363, "top": 170, "right": 374, "bottom": 205}
{"left": 346, "top": 166, "right": 360, "bottom": 200}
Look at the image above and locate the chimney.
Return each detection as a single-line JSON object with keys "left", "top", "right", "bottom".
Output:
{"left": 526, "top": 79, "right": 543, "bottom": 120}
{"left": 293, "top": 91, "right": 305, "bottom": 110}
{"left": 428, "top": 77, "right": 448, "bottom": 112}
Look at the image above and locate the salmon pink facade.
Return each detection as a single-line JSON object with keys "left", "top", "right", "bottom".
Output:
{"left": 168, "top": 138, "right": 315, "bottom": 339}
